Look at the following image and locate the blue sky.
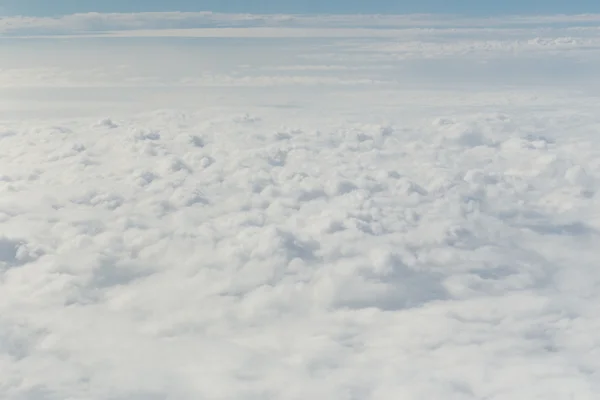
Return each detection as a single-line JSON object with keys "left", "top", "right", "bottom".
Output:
{"left": 2, "top": 0, "right": 600, "bottom": 16}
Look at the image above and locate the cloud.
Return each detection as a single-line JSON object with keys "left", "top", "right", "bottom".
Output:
{"left": 3, "top": 11, "right": 600, "bottom": 37}
{"left": 1, "top": 100, "right": 600, "bottom": 399}
{"left": 3, "top": 11, "right": 600, "bottom": 65}
{"left": 1, "top": 10, "right": 600, "bottom": 398}
{"left": 358, "top": 36, "right": 600, "bottom": 60}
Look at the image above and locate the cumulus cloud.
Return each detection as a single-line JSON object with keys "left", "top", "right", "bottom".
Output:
{"left": 2, "top": 13, "right": 600, "bottom": 398}
{"left": 1, "top": 102, "right": 600, "bottom": 399}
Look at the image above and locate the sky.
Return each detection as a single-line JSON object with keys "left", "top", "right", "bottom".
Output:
{"left": 2, "top": 0, "right": 600, "bottom": 16}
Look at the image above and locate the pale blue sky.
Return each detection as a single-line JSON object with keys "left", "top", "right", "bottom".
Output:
{"left": 2, "top": 0, "right": 600, "bottom": 16}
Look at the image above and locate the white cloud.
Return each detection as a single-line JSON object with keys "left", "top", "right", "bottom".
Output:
{"left": 1, "top": 98, "right": 600, "bottom": 399}
{"left": 1, "top": 15, "right": 600, "bottom": 398}
{"left": 358, "top": 36, "right": 600, "bottom": 60}
{"left": 3, "top": 11, "right": 600, "bottom": 66}
{"left": 3, "top": 11, "right": 600, "bottom": 37}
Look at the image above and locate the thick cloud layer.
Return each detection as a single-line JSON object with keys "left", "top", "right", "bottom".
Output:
{"left": 1, "top": 12, "right": 600, "bottom": 400}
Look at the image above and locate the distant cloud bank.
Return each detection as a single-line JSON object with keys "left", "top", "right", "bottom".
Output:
{"left": 2, "top": 11, "right": 600, "bottom": 37}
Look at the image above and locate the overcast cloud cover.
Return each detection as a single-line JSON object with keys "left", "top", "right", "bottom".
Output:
{"left": 2, "top": 5, "right": 600, "bottom": 400}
